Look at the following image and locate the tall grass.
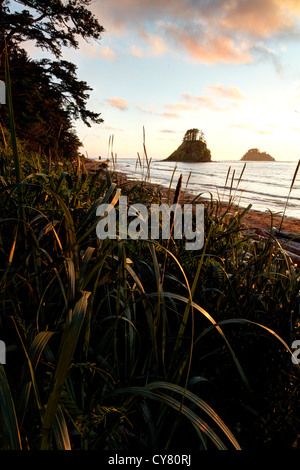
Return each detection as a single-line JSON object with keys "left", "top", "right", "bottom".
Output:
{"left": 0, "top": 63, "right": 299, "bottom": 450}
{"left": 1, "top": 148, "right": 299, "bottom": 449}
{"left": 134, "top": 127, "right": 152, "bottom": 183}
{"left": 279, "top": 159, "right": 300, "bottom": 231}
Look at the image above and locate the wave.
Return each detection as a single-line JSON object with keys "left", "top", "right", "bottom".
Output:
{"left": 115, "top": 159, "right": 300, "bottom": 219}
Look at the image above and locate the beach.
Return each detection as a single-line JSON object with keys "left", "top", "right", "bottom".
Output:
{"left": 85, "top": 158, "right": 300, "bottom": 264}
{"left": 84, "top": 158, "right": 299, "bottom": 232}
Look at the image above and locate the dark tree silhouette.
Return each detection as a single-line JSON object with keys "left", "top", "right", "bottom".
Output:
{"left": 183, "top": 128, "right": 206, "bottom": 143}
{"left": 183, "top": 128, "right": 199, "bottom": 141}
{"left": 0, "top": 0, "right": 105, "bottom": 157}
{"left": 0, "top": 0, "right": 104, "bottom": 58}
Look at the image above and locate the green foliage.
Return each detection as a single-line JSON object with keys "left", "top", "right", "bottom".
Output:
{"left": 0, "top": 81, "right": 299, "bottom": 449}
{"left": 0, "top": 139, "right": 299, "bottom": 449}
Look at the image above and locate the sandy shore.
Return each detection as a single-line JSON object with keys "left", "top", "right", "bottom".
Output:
{"left": 84, "top": 158, "right": 299, "bottom": 233}
{"left": 84, "top": 158, "right": 300, "bottom": 264}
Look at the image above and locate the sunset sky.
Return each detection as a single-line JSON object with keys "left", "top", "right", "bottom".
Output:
{"left": 32, "top": 1, "right": 300, "bottom": 162}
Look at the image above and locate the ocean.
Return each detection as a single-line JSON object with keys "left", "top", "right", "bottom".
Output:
{"left": 111, "top": 158, "right": 300, "bottom": 220}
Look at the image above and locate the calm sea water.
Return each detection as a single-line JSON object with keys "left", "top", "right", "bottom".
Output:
{"left": 111, "top": 158, "right": 300, "bottom": 220}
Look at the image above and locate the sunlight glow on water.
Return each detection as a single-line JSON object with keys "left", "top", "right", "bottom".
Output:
{"left": 113, "top": 159, "right": 300, "bottom": 219}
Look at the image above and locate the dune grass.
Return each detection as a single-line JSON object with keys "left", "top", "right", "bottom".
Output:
{"left": 279, "top": 159, "right": 300, "bottom": 232}
{"left": 0, "top": 55, "right": 300, "bottom": 450}
{"left": 0, "top": 142, "right": 299, "bottom": 450}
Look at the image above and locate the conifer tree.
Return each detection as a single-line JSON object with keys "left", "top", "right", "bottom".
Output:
{"left": 0, "top": 0, "right": 105, "bottom": 157}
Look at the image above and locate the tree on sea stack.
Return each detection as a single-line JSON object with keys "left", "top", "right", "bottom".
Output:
{"left": 163, "top": 128, "right": 211, "bottom": 162}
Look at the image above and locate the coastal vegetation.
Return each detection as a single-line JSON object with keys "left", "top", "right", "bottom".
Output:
{"left": 1, "top": 100, "right": 300, "bottom": 450}
{"left": 0, "top": 1, "right": 300, "bottom": 452}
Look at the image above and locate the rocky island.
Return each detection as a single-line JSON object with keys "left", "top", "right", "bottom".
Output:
{"left": 241, "top": 148, "right": 275, "bottom": 161}
{"left": 163, "top": 128, "right": 211, "bottom": 162}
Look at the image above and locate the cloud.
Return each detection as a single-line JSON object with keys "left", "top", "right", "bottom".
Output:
{"left": 99, "top": 46, "right": 116, "bottom": 62}
{"left": 165, "top": 96, "right": 214, "bottom": 112}
{"left": 140, "top": 32, "right": 168, "bottom": 56}
{"left": 204, "top": 84, "right": 246, "bottom": 100}
{"left": 164, "top": 25, "right": 254, "bottom": 64}
{"left": 230, "top": 123, "right": 274, "bottom": 135}
{"left": 92, "top": 0, "right": 300, "bottom": 65}
{"left": 219, "top": 0, "right": 298, "bottom": 37}
{"left": 135, "top": 105, "right": 181, "bottom": 118}
{"left": 136, "top": 105, "right": 157, "bottom": 114}
{"left": 181, "top": 93, "right": 215, "bottom": 107}
{"left": 72, "top": 38, "right": 116, "bottom": 61}
{"left": 165, "top": 87, "right": 239, "bottom": 114}
{"left": 106, "top": 97, "right": 128, "bottom": 111}
{"left": 129, "top": 34, "right": 168, "bottom": 58}
{"left": 104, "top": 126, "right": 125, "bottom": 132}
{"left": 130, "top": 45, "right": 143, "bottom": 57}
{"left": 161, "top": 112, "right": 182, "bottom": 119}
{"left": 164, "top": 103, "right": 195, "bottom": 112}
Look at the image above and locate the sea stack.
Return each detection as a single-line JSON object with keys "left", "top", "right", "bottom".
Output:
{"left": 241, "top": 148, "right": 275, "bottom": 161}
{"left": 164, "top": 128, "right": 211, "bottom": 162}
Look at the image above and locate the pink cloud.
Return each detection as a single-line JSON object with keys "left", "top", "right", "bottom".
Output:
{"left": 99, "top": 46, "right": 116, "bottom": 62}
{"left": 165, "top": 96, "right": 214, "bottom": 112}
{"left": 139, "top": 32, "right": 168, "bottom": 56}
{"left": 161, "top": 112, "right": 182, "bottom": 119}
{"left": 135, "top": 105, "right": 181, "bottom": 118}
{"left": 181, "top": 93, "right": 215, "bottom": 107}
{"left": 164, "top": 86, "right": 243, "bottom": 116}
{"left": 106, "top": 97, "right": 128, "bottom": 111}
{"left": 91, "top": 0, "right": 300, "bottom": 65}
{"left": 130, "top": 45, "right": 143, "bottom": 57}
{"left": 220, "top": 0, "right": 298, "bottom": 37}
{"left": 204, "top": 84, "right": 246, "bottom": 100}
{"left": 104, "top": 126, "right": 125, "bottom": 132}
{"left": 168, "top": 27, "right": 254, "bottom": 64}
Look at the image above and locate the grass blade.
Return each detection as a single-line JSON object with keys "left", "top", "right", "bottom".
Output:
{"left": 0, "top": 365, "right": 22, "bottom": 450}
{"left": 40, "top": 291, "right": 91, "bottom": 450}
{"left": 279, "top": 159, "right": 300, "bottom": 231}
{"left": 114, "top": 381, "right": 241, "bottom": 450}
{"left": 52, "top": 405, "right": 71, "bottom": 450}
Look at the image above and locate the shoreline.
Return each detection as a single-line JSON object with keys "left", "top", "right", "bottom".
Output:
{"left": 84, "top": 158, "right": 299, "bottom": 235}
{"left": 84, "top": 158, "right": 300, "bottom": 264}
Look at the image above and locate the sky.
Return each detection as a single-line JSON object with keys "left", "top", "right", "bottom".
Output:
{"left": 27, "top": 1, "right": 300, "bottom": 161}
